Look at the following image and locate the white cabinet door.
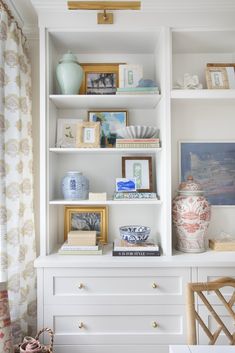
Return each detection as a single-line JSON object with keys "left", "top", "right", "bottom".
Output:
{"left": 44, "top": 267, "right": 190, "bottom": 305}
{"left": 197, "top": 268, "right": 235, "bottom": 304}
{"left": 44, "top": 304, "right": 186, "bottom": 345}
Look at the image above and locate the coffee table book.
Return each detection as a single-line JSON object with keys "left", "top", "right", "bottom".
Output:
{"left": 112, "top": 239, "right": 160, "bottom": 256}
{"left": 58, "top": 242, "right": 102, "bottom": 255}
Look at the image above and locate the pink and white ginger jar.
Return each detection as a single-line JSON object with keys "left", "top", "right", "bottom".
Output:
{"left": 172, "top": 176, "right": 211, "bottom": 253}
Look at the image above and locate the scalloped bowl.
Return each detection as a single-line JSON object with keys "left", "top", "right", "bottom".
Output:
{"left": 117, "top": 126, "right": 159, "bottom": 139}
{"left": 119, "top": 225, "right": 151, "bottom": 243}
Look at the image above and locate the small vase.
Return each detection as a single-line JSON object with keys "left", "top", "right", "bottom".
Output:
{"left": 172, "top": 176, "right": 211, "bottom": 253}
{"left": 56, "top": 51, "right": 83, "bottom": 94}
{"left": 62, "top": 171, "right": 89, "bottom": 200}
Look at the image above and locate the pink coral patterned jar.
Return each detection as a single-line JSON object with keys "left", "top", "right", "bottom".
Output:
{"left": 172, "top": 176, "right": 211, "bottom": 253}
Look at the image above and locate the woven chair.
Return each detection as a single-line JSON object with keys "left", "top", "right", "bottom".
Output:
{"left": 186, "top": 276, "right": 235, "bottom": 345}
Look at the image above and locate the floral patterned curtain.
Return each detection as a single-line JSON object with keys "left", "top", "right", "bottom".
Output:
{"left": 0, "top": 2, "right": 36, "bottom": 344}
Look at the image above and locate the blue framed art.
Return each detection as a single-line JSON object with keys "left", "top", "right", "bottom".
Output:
{"left": 180, "top": 141, "right": 235, "bottom": 205}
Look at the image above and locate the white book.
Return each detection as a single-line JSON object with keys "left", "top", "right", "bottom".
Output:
{"left": 114, "top": 239, "right": 159, "bottom": 251}
{"left": 60, "top": 241, "right": 99, "bottom": 251}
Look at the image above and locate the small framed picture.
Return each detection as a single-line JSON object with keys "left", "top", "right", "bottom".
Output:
{"left": 116, "top": 178, "right": 137, "bottom": 192}
{"left": 56, "top": 118, "right": 82, "bottom": 147}
{"left": 64, "top": 206, "right": 108, "bottom": 244}
{"left": 76, "top": 122, "right": 100, "bottom": 148}
{"left": 88, "top": 110, "right": 128, "bottom": 147}
{"left": 79, "top": 63, "right": 121, "bottom": 95}
{"left": 122, "top": 156, "right": 153, "bottom": 192}
{"left": 179, "top": 141, "right": 235, "bottom": 205}
{"left": 119, "top": 64, "right": 143, "bottom": 88}
{"left": 205, "top": 67, "right": 229, "bottom": 89}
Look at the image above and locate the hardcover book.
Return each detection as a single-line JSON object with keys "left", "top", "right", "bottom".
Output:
{"left": 112, "top": 240, "right": 161, "bottom": 256}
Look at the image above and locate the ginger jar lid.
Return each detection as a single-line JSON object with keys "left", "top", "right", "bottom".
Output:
{"left": 178, "top": 176, "right": 204, "bottom": 195}
{"left": 59, "top": 51, "right": 79, "bottom": 64}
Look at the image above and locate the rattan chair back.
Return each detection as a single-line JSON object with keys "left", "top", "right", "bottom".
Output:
{"left": 186, "top": 277, "right": 235, "bottom": 345}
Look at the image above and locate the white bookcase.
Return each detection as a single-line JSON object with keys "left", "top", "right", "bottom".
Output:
{"left": 35, "top": 18, "right": 235, "bottom": 353}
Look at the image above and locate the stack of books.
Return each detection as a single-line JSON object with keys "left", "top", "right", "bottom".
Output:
{"left": 113, "top": 192, "right": 158, "bottom": 200}
{"left": 58, "top": 230, "right": 102, "bottom": 255}
{"left": 116, "top": 138, "right": 160, "bottom": 148}
{"left": 116, "top": 87, "right": 160, "bottom": 95}
{"left": 112, "top": 239, "right": 160, "bottom": 256}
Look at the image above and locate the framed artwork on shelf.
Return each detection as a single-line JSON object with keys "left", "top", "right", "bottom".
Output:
{"left": 122, "top": 156, "right": 153, "bottom": 192}
{"left": 64, "top": 205, "right": 108, "bottom": 244}
{"left": 79, "top": 63, "right": 122, "bottom": 95}
{"left": 88, "top": 110, "right": 128, "bottom": 147}
{"left": 56, "top": 118, "right": 82, "bottom": 147}
{"left": 179, "top": 141, "right": 235, "bottom": 205}
{"left": 76, "top": 121, "right": 100, "bottom": 148}
{"left": 119, "top": 64, "right": 143, "bottom": 88}
{"left": 205, "top": 67, "right": 229, "bottom": 89}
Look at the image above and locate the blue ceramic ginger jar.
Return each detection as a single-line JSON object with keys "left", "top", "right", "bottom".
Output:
{"left": 56, "top": 51, "right": 83, "bottom": 94}
{"left": 62, "top": 171, "right": 89, "bottom": 200}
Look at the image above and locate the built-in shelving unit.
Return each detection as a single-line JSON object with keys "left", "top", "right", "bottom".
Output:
{"left": 49, "top": 94, "right": 161, "bottom": 109}
{"left": 49, "top": 147, "right": 162, "bottom": 154}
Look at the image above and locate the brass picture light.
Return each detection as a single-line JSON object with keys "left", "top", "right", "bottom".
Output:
{"left": 67, "top": 1, "right": 141, "bottom": 24}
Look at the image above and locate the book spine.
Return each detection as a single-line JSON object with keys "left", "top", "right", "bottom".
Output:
{"left": 116, "top": 138, "right": 160, "bottom": 143}
{"left": 114, "top": 246, "right": 159, "bottom": 251}
{"left": 116, "top": 91, "right": 159, "bottom": 95}
{"left": 61, "top": 246, "right": 99, "bottom": 250}
{"left": 116, "top": 87, "right": 159, "bottom": 91}
{"left": 116, "top": 143, "right": 160, "bottom": 148}
{"left": 112, "top": 251, "right": 160, "bottom": 256}
{"left": 59, "top": 250, "right": 102, "bottom": 255}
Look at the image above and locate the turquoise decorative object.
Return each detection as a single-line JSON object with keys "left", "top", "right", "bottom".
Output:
{"left": 62, "top": 171, "right": 89, "bottom": 200}
{"left": 56, "top": 51, "right": 83, "bottom": 94}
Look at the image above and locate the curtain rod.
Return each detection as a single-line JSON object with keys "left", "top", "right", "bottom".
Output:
{"left": 0, "top": 0, "right": 27, "bottom": 44}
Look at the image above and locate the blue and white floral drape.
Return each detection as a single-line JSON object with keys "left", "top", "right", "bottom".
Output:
{"left": 0, "top": 3, "right": 36, "bottom": 344}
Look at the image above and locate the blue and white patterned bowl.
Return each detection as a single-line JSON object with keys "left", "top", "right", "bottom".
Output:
{"left": 119, "top": 225, "right": 151, "bottom": 243}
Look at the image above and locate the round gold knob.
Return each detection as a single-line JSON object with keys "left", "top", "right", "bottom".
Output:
{"left": 78, "top": 322, "right": 84, "bottom": 329}
{"left": 152, "top": 321, "right": 158, "bottom": 328}
{"left": 152, "top": 282, "right": 157, "bottom": 289}
{"left": 78, "top": 283, "right": 84, "bottom": 289}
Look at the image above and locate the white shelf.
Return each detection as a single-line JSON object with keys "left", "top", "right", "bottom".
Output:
{"left": 49, "top": 147, "right": 161, "bottom": 154}
{"left": 171, "top": 89, "right": 235, "bottom": 100}
{"left": 49, "top": 94, "right": 161, "bottom": 109}
{"left": 49, "top": 199, "right": 162, "bottom": 205}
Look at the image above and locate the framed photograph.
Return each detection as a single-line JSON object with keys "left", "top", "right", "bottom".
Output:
{"left": 56, "top": 118, "right": 82, "bottom": 147}
{"left": 119, "top": 64, "right": 143, "bottom": 88}
{"left": 79, "top": 63, "right": 121, "bottom": 95}
{"left": 116, "top": 178, "right": 137, "bottom": 192}
{"left": 205, "top": 67, "right": 229, "bottom": 89}
{"left": 88, "top": 110, "right": 128, "bottom": 147}
{"left": 122, "top": 156, "right": 153, "bottom": 192}
{"left": 64, "top": 206, "right": 108, "bottom": 244}
{"left": 76, "top": 122, "right": 100, "bottom": 148}
{"left": 179, "top": 141, "right": 235, "bottom": 205}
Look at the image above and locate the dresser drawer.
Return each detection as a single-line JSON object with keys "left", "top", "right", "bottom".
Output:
{"left": 197, "top": 267, "right": 235, "bottom": 304}
{"left": 44, "top": 267, "right": 190, "bottom": 305}
{"left": 44, "top": 304, "right": 186, "bottom": 345}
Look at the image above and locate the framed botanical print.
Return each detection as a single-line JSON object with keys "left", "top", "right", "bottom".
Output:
{"left": 122, "top": 156, "right": 153, "bottom": 192}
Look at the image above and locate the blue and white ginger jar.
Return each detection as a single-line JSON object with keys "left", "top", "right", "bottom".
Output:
{"left": 62, "top": 171, "right": 89, "bottom": 200}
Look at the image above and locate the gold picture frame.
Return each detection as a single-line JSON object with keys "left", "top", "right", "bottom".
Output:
{"left": 205, "top": 67, "right": 229, "bottom": 89}
{"left": 64, "top": 206, "right": 108, "bottom": 244}
{"left": 76, "top": 121, "right": 100, "bottom": 148}
{"left": 79, "top": 63, "right": 122, "bottom": 94}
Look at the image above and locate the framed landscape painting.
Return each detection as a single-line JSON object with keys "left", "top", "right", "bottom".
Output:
{"left": 88, "top": 110, "right": 127, "bottom": 147}
{"left": 64, "top": 206, "right": 108, "bottom": 244}
{"left": 180, "top": 141, "right": 235, "bottom": 205}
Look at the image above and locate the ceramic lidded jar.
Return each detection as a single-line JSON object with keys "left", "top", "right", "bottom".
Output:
{"left": 172, "top": 176, "right": 211, "bottom": 253}
{"left": 56, "top": 51, "right": 83, "bottom": 94}
{"left": 62, "top": 171, "right": 89, "bottom": 200}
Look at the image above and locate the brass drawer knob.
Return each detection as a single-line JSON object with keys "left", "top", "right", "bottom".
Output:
{"left": 78, "top": 283, "right": 84, "bottom": 289}
{"left": 78, "top": 322, "right": 84, "bottom": 329}
{"left": 152, "top": 282, "right": 157, "bottom": 289}
{"left": 152, "top": 321, "right": 158, "bottom": 328}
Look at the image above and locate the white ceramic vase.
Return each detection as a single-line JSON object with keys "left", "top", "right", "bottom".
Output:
{"left": 172, "top": 176, "right": 211, "bottom": 253}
